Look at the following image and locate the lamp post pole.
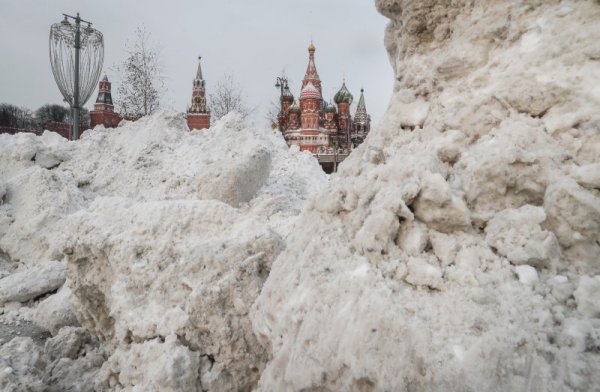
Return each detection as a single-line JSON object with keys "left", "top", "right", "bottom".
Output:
{"left": 61, "top": 12, "right": 93, "bottom": 140}
{"left": 73, "top": 14, "right": 80, "bottom": 140}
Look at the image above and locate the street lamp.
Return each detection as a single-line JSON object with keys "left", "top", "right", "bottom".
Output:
{"left": 49, "top": 13, "right": 103, "bottom": 140}
{"left": 274, "top": 76, "right": 288, "bottom": 131}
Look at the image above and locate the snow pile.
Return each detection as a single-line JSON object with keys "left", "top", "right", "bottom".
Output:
{"left": 0, "top": 112, "right": 325, "bottom": 266}
{"left": 0, "top": 112, "right": 326, "bottom": 390}
{"left": 66, "top": 198, "right": 282, "bottom": 390}
{"left": 252, "top": 0, "right": 600, "bottom": 390}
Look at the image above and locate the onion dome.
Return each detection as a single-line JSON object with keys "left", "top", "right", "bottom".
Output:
{"left": 308, "top": 41, "right": 315, "bottom": 53}
{"left": 324, "top": 101, "right": 337, "bottom": 113}
{"left": 282, "top": 83, "right": 294, "bottom": 102}
{"left": 288, "top": 101, "right": 301, "bottom": 114}
{"left": 300, "top": 82, "right": 321, "bottom": 100}
{"left": 334, "top": 81, "right": 353, "bottom": 105}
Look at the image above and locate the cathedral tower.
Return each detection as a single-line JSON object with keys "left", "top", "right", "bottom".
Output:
{"left": 334, "top": 80, "right": 353, "bottom": 147}
{"left": 187, "top": 57, "right": 211, "bottom": 130}
{"left": 302, "top": 42, "right": 323, "bottom": 111}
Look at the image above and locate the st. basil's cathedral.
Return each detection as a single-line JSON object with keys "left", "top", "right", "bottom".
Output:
{"left": 276, "top": 43, "right": 371, "bottom": 158}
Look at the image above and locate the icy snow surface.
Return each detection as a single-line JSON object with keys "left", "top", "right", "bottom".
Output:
{"left": 252, "top": 0, "right": 600, "bottom": 391}
{"left": 0, "top": 112, "right": 326, "bottom": 390}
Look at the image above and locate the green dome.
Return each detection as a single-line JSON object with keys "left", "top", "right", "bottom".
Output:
{"left": 334, "top": 82, "right": 353, "bottom": 105}
{"left": 324, "top": 102, "right": 337, "bottom": 113}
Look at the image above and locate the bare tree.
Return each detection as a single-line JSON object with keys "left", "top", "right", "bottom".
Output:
{"left": 0, "top": 103, "right": 35, "bottom": 129}
{"left": 35, "top": 104, "right": 69, "bottom": 127}
{"left": 208, "top": 74, "right": 250, "bottom": 120}
{"left": 113, "top": 26, "right": 165, "bottom": 119}
{"left": 265, "top": 100, "right": 281, "bottom": 129}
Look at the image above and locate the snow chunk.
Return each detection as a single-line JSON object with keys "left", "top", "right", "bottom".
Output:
{"left": 388, "top": 96, "right": 430, "bottom": 128}
{"left": 544, "top": 178, "right": 600, "bottom": 269}
{"left": 0, "top": 261, "right": 66, "bottom": 305}
{"left": 65, "top": 198, "right": 282, "bottom": 390}
{"left": 0, "top": 337, "right": 46, "bottom": 391}
{"left": 571, "top": 163, "right": 600, "bottom": 190}
{"left": 574, "top": 276, "right": 600, "bottom": 318}
{"left": 44, "top": 327, "right": 91, "bottom": 361}
{"left": 515, "top": 265, "right": 538, "bottom": 285}
{"left": 405, "top": 257, "right": 443, "bottom": 289}
{"left": 413, "top": 172, "right": 471, "bottom": 233}
{"left": 396, "top": 220, "right": 429, "bottom": 256}
{"left": 485, "top": 205, "right": 560, "bottom": 267}
{"left": 33, "top": 286, "right": 79, "bottom": 335}
{"left": 96, "top": 335, "right": 200, "bottom": 391}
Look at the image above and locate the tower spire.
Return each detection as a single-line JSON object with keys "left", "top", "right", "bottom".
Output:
{"left": 353, "top": 88, "right": 370, "bottom": 143}
{"left": 303, "top": 42, "right": 321, "bottom": 93}
{"left": 194, "top": 56, "right": 204, "bottom": 86}
{"left": 355, "top": 88, "right": 367, "bottom": 118}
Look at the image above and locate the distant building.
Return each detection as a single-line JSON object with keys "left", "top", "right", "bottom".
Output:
{"left": 276, "top": 43, "right": 371, "bottom": 165}
{"left": 186, "top": 57, "right": 211, "bottom": 130}
{"left": 90, "top": 75, "right": 123, "bottom": 129}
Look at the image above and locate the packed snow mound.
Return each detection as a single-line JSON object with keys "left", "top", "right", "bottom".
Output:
{"left": 0, "top": 111, "right": 326, "bottom": 390}
{"left": 252, "top": 1, "right": 600, "bottom": 391}
{"left": 64, "top": 198, "right": 282, "bottom": 390}
{"left": 0, "top": 112, "right": 326, "bottom": 265}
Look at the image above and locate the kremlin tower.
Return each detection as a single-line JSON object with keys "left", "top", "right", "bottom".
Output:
{"left": 90, "top": 75, "right": 122, "bottom": 128}
{"left": 277, "top": 42, "right": 371, "bottom": 165}
{"left": 187, "top": 57, "right": 211, "bottom": 130}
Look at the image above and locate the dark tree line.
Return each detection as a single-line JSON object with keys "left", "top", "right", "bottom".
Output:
{"left": 0, "top": 103, "right": 89, "bottom": 131}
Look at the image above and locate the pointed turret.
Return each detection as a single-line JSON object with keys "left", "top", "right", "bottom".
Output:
{"left": 352, "top": 88, "right": 371, "bottom": 146}
{"left": 194, "top": 56, "right": 205, "bottom": 88}
{"left": 354, "top": 88, "right": 368, "bottom": 124}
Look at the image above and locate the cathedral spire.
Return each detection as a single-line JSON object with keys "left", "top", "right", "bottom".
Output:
{"left": 354, "top": 88, "right": 368, "bottom": 121}
{"left": 303, "top": 42, "right": 321, "bottom": 93}
{"left": 353, "top": 88, "right": 370, "bottom": 142}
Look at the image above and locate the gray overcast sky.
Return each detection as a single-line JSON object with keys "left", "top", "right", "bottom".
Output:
{"left": 0, "top": 0, "right": 394, "bottom": 126}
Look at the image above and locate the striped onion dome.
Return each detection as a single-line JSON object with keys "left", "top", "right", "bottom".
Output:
{"left": 300, "top": 82, "right": 321, "bottom": 100}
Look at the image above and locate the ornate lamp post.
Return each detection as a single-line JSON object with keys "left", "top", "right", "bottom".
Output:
{"left": 274, "top": 76, "right": 288, "bottom": 132}
{"left": 49, "top": 13, "right": 104, "bottom": 140}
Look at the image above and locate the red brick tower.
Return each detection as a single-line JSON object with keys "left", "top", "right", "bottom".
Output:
{"left": 299, "top": 82, "right": 322, "bottom": 153}
{"left": 187, "top": 57, "right": 210, "bottom": 130}
{"left": 90, "top": 75, "right": 122, "bottom": 128}
{"left": 334, "top": 80, "right": 354, "bottom": 147}
{"left": 323, "top": 101, "right": 338, "bottom": 136}
{"left": 287, "top": 102, "right": 301, "bottom": 130}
